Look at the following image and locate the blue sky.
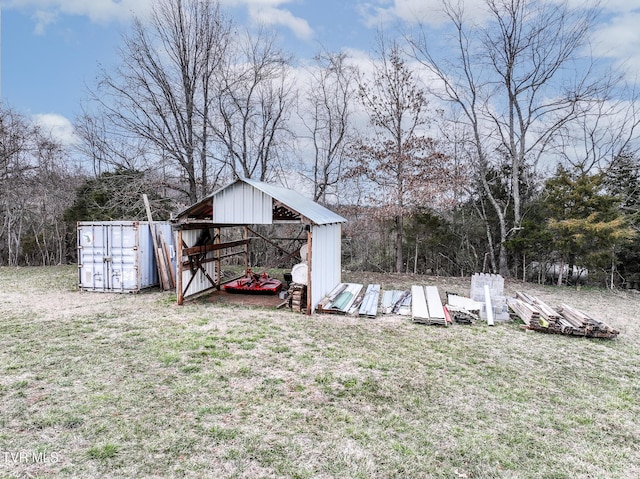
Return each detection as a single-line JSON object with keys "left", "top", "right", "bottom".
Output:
{"left": 2, "top": 0, "right": 640, "bottom": 145}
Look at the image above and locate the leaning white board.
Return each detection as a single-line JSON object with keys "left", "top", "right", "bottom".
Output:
{"left": 411, "top": 285, "right": 429, "bottom": 321}
{"left": 484, "top": 284, "right": 495, "bottom": 326}
{"left": 425, "top": 286, "right": 445, "bottom": 320}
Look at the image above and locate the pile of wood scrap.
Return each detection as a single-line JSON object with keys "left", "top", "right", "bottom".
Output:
{"left": 508, "top": 292, "right": 619, "bottom": 339}
{"left": 316, "top": 283, "right": 363, "bottom": 314}
{"left": 287, "top": 283, "right": 307, "bottom": 313}
{"left": 411, "top": 285, "right": 450, "bottom": 326}
{"left": 445, "top": 294, "right": 481, "bottom": 324}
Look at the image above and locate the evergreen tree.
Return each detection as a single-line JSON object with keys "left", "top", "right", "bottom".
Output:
{"left": 543, "top": 166, "right": 635, "bottom": 286}
{"left": 604, "top": 153, "right": 640, "bottom": 287}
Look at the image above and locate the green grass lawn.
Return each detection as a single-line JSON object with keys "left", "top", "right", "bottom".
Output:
{"left": 0, "top": 266, "right": 638, "bottom": 478}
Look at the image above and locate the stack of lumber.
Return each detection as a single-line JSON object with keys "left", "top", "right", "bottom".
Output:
{"left": 506, "top": 297, "right": 540, "bottom": 326}
{"left": 556, "top": 303, "right": 620, "bottom": 338}
{"left": 509, "top": 292, "right": 619, "bottom": 339}
{"left": 445, "top": 305, "right": 478, "bottom": 324}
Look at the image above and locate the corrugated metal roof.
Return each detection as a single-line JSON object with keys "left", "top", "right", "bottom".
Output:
{"left": 175, "top": 178, "right": 347, "bottom": 226}
{"left": 241, "top": 178, "right": 346, "bottom": 225}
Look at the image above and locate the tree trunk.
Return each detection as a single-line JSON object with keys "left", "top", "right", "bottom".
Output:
{"left": 395, "top": 215, "right": 403, "bottom": 273}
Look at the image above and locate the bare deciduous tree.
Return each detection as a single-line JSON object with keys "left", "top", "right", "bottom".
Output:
{"left": 298, "top": 50, "right": 357, "bottom": 202}
{"left": 211, "top": 26, "right": 293, "bottom": 182}
{"left": 409, "top": 0, "right": 605, "bottom": 276}
{"left": 351, "top": 35, "right": 456, "bottom": 273}
{"left": 93, "top": 0, "right": 232, "bottom": 203}
{"left": 0, "top": 106, "right": 76, "bottom": 265}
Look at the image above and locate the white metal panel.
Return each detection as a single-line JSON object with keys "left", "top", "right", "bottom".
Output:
{"left": 310, "top": 223, "right": 342, "bottom": 312}
{"left": 213, "top": 181, "right": 272, "bottom": 224}
{"left": 180, "top": 228, "right": 218, "bottom": 299}
{"left": 425, "top": 286, "right": 445, "bottom": 319}
{"left": 411, "top": 285, "right": 429, "bottom": 321}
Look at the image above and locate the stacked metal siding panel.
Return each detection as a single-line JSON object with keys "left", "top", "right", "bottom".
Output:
{"left": 78, "top": 221, "right": 174, "bottom": 293}
{"left": 359, "top": 284, "right": 381, "bottom": 317}
{"left": 411, "top": 285, "right": 430, "bottom": 321}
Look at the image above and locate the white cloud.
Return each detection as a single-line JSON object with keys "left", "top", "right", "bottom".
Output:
{"left": 247, "top": 5, "right": 313, "bottom": 40}
{"left": 357, "top": 0, "right": 490, "bottom": 28}
{"left": 592, "top": 10, "right": 640, "bottom": 80}
{"left": 32, "top": 113, "right": 79, "bottom": 146}
{"left": 6, "top": 0, "right": 153, "bottom": 25}
{"left": 221, "top": 0, "right": 314, "bottom": 39}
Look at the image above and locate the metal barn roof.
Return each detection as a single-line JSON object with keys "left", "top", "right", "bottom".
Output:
{"left": 175, "top": 178, "right": 347, "bottom": 226}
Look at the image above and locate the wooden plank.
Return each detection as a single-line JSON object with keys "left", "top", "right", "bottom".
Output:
{"left": 181, "top": 239, "right": 250, "bottom": 257}
{"left": 411, "top": 285, "right": 429, "bottom": 322}
{"left": 143, "top": 194, "right": 170, "bottom": 291}
{"left": 158, "top": 229, "right": 175, "bottom": 289}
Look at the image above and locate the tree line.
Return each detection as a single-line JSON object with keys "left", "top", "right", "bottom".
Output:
{"left": 1, "top": 0, "right": 638, "bottom": 288}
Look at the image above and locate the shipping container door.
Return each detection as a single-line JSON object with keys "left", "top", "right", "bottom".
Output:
{"left": 109, "top": 224, "right": 140, "bottom": 292}
{"left": 78, "top": 223, "right": 110, "bottom": 291}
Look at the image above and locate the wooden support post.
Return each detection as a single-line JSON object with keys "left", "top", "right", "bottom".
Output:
{"left": 215, "top": 227, "right": 221, "bottom": 290}
{"left": 243, "top": 226, "right": 249, "bottom": 270}
{"left": 177, "top": 229, "right": 184, "bottom": 305}
{"left": 306, "top": 226, "right": 312, "bottom": 315}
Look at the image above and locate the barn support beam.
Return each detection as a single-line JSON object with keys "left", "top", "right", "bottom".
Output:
{"left": 306, "top": 227, "right": 312, "bottom": 315}
{"left": 177, "top": 229, "right": 184, "bottom": 305}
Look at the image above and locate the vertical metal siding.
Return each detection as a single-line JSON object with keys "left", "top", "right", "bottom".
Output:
{"left": 214, "top": 182, "right": 272, "bottom": 224}
{"left": 310, "top": 223, "right": 342, "bottom": 312}
{"left": 180, "top": 228, "right": 218, "bottom": 299}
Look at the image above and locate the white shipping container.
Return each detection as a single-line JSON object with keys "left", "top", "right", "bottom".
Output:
{"left": 77, "top": 221, "right": 174, "bottom": 293}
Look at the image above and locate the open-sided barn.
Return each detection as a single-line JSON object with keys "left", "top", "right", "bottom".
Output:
{"left": 172, "top": 178, "right": 347, "bottom": 313}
